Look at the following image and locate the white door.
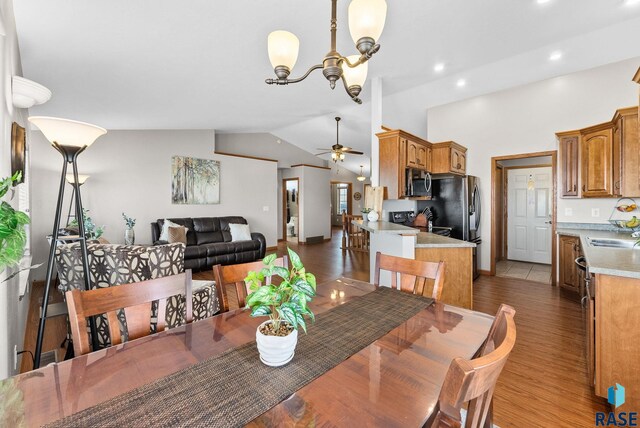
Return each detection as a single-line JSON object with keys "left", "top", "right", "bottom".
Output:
{"left": 507, "top": 167, "right": 552, "bottom": 264}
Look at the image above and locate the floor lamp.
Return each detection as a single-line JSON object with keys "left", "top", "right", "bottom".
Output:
{"left": 29, "top": 116, "right": 106, "bottom": 369}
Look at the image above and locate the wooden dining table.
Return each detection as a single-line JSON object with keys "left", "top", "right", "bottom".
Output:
{"left": 1, "top": 278, "right": 493, "bottom": 427}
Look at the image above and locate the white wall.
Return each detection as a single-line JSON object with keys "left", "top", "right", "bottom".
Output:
{"left": 427, "top": 58, "right": 640, "bottom": 271}
{"left": 329, "top": 162, "right": 368, "bottom": 215}
{"left": 30, "top": 129, "right": 279, "bottom": 281}
{"left": 215, "top": 132, "right": 326, "bottom": 168}
{"left": 0, "top": 0, "right": 32, "bottom": 379}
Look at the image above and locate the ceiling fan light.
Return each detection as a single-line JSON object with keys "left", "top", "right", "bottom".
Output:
{"left": 268, "top": 30, "right": 300, "bottom": 70}
{"left": 342, "top": 55, "right": 368, "bottom": 88}
{"left": 348, "top": 0, "right": 387, "bottom": 45}
{"left": 339, "top": 153, "right": 346, "bottom": 161}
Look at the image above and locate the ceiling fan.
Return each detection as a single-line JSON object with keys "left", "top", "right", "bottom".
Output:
{"left": 316, "top": 117, "right": 364, "bottom": 163}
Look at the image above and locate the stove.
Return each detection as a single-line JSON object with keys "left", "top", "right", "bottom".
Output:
{"left": 388, "top": 211, "right": 452, "bottom": 237}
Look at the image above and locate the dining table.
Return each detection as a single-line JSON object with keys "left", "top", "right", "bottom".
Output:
{"left": 0, "top": 277, "right": 494, "bottom": 427}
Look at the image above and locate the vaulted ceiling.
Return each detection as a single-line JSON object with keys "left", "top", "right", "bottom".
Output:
{"left": 13, "top": 0, "right": 640, "bottom": 174}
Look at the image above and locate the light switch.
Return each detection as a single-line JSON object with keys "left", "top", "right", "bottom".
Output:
{"left": 591, "top": 208, "right": 600, "bottom": 218}
{"left": 263, "top": 206, "right": 269, "bottom": 212}
{"left": 564, "top": 208, "right": 573, "bottom": 217}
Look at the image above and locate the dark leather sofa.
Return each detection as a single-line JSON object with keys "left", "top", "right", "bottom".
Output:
{"left": 151, "top": 216, "right": 266, "bottom": 272}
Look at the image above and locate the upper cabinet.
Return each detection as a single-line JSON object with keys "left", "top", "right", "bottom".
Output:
{"left": 557, "top": 131, "right": 580, "bottom": 197}
{"left": 580, "top": 123, "right": 615, "bottom": 198}
{"left": 377, "top": 129, "right": 432, "bottom": 199}
{"left": 614, "top": 107, "right": 640, "bottom": 197}
{"left": 430, "top": 141, "right": 467, "bottom": 175}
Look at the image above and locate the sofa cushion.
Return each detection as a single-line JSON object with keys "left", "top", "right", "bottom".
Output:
{"left": 184, "top": 245, "right": 207, "bottom": 259}
{"left": 219, "top": 217, "right": 247, "bottom": 242}
{"left": 193, "top": 217, "right": 224, "bottom": 245}
{"left": 158, "top": 218, "right": 197, "bottom": 246}
{"left": 203, "top": 242, "right": 235, "bottom": 257}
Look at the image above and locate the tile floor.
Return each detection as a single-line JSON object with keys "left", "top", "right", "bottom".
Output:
{"left": 495, "top": 260, "right": 552, "bottom": 284}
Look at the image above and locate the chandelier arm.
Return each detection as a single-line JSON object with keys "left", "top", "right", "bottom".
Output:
{"left": 265, "top": 64, "right": 324, "bottom": 85}
{"left": 341, "top": 75, "right": 363, "bottom": 104}
{"left": 340, "top": 43, "right": 382, "bottom": 69}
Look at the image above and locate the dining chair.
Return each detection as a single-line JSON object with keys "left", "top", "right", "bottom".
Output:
{"left": 426, "top": 304, "right": 517, "bottom": 428}
{"left": 212, "top": 256, "right": 289, "bottom": 312}
{"left": 374, "top": 251, "right": 446, "bottom": 300}
{"left": 66, "top": 270, "right": 193, "bottom": 356}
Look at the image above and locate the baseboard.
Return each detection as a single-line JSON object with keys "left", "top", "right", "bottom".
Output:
{"left": 266, "top": 246, "right": 278, "bottom": 251}
{"left": 479, "top": 270, "right": 492, "bottom": 276}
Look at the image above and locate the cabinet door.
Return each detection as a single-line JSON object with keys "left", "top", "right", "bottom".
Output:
{"left": 559, "top": 135, "right": 580, "bottom": 197}
{"left": 416, "top": 145, "right": 428, "bottom": 170}
{"left": 406, "top": 140, "right": 417, "bottom": 168}
{"left": 559, "top": 235, "right": 580, "bottom": 292}
{"left": 612, "top": 122, "right": 622, "bottom": 197}
{"left": 621, "top": 113, "right": 640, "bottom": 197}
{"left": 451, "top": 149, "right": 466, "bottom": 174}
{"left": 581, "top": 128, "right": 613, "bottom": 197}
{"left": 458, "top": 152, "right": 466, "bottom": 174}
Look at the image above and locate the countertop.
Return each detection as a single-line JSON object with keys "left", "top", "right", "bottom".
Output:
{"left": 352, "top": 220, "right": 419, "bottom": 235}
{"left": 416, "top": 232, "right": 476, "bottom": 249}
{"left": 352, "top": 220, "right": 474, "bottom": 248}
{"left": 556, "top": 228, "right": 640, "bottom": 279}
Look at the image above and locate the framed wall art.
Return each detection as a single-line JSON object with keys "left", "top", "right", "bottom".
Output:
{"left": 171, "top": 156, "right": 220, "bottom": 204}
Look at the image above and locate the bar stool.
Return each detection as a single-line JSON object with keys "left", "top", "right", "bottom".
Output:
{"left": 575, "top": 256, "right": 590, "bottom": 307}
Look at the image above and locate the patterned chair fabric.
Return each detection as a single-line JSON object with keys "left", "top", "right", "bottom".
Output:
{"left": 55, "top": 243, "right": 220, "bottom": 349}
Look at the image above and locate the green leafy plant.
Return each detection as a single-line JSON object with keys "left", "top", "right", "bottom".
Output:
{"left": 0, "top": 172, "right": 39, "bottom": 280}
{"left": 361, "top": 208, "right": 372, "bottom": 214}
{"left": 68, "top": 208, "right": 104, "bottom": 240}
{"left": 122, "top": 212, "right": 136, "bottom": 229}
{"left": 245, "top": 247, "right": 316, "bottom": 334}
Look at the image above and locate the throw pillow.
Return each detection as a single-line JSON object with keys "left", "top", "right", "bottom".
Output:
{"left": 167, "top": 226, "right": 187, "bottom": 244}
{"left": 229, "top": 223, "right": 252, "bottom": 241}
{"left": 159, "top": 219, "right": 184, "bottom": 241}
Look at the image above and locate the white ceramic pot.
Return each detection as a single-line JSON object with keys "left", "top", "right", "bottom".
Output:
{"left": 367, "top": 210, "right": 379, "bottom": 222}
{"left": 256, "top": 320, "right": 298, "bottom": 367}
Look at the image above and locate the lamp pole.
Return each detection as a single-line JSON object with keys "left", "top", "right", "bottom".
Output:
{"left": 33, "top": 143, "right": 97, "bottom": 368}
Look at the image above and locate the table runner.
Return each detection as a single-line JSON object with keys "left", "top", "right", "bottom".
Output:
{"left": 46, "top": 287, "right": 433, "bottom": 428}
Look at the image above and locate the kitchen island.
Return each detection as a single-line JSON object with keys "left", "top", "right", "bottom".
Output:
{"left": 353, "top": 219, "right": 475, "bottom": 309}
{"left": 557, "top": 227, "right": 640, "bottom": 413}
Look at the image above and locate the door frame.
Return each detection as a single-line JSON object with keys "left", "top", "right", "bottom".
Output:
{"left": 330, "top": 181, "right": 353, "bottom": 223}
{"left": 282, "top": 178, "right": 300, "bottom": 242}
{"left": 490, "top": 151, "right": 557, "bottom": 285}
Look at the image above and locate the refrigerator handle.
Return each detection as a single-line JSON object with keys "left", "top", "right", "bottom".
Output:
{"left": 425, "top": 173, "right": 432, "bottom": 193}
{"left": 474, "top": 184, "right": 481, "bottom": 230}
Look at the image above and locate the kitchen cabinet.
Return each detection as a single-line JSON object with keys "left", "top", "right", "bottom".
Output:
{"left": 377, "top": 129, "right": 432, "bottom": 200}
{"left": 431, "top": 141, "right": 467, "bottom": 175}
{"left": 580, "top": 123, "right": 614, "bottom": 198}
{"left": 586, "top": 274, "right": 595, "bottom": 386}
{"left": 557, "top": 131, "right": 580, "bottom": 197}
{"left": 558, "top": 234, "right": 581, "bottom": 293}
{"left": 613, "top": 107, "right": 640, "bottom": 197}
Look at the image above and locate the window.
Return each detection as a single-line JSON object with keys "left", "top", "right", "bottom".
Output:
{"left": 335, "top": 183, "right": 348, "bottom": 215}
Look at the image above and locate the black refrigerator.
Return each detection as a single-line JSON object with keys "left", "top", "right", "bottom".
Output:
{"left": 417, "top": 175, "right": 482, "bottom": 278}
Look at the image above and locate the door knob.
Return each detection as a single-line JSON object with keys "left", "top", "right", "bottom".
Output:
{"left": 545, "top": 221, "right": 552, "bottom": 224}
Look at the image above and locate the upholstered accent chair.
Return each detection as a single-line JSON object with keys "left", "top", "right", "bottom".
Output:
{"left": 55, "top": 242, "right": 221, "bottom": 350}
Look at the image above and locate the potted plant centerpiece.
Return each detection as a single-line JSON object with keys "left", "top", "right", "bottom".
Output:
{"left": 245, "top": 247, "right": 316, "bottom": 366}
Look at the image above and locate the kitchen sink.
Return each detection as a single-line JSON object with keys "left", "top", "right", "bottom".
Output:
{"left": 586, "top": 237, "right": 638, "bottom": 249}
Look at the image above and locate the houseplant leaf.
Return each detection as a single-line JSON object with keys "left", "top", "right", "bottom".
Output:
{"left": 287, "top": 247, "right": 303, "bottom": 270}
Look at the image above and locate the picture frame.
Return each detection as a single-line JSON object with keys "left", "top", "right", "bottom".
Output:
{"left": 11, "top": 122, "right": 26, "bottom": 185}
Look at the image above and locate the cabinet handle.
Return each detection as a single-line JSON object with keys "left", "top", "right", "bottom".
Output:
{"left": 582, "top": 185, "right": 586, "bottom": 192}
{"left": 457, "top": 163, "right": 462, "bottom": 169}
{"left": 573, "top": 184, "right": 576, "bottom": 192}
{"left": 615, "top": 181, "right": 620, "bottom": 190}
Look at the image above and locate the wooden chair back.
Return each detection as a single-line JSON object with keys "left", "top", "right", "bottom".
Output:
{"left": 212, "top": 256, "right": 288, "bottom": 312}
{"left": 428, "top": 304, "right": 517, "bottom": 428}
{"left": 341, "top": 211, "right": 369, "bottom": 253}
{"left": 374, "top": 251, "right": 445, "bottom": 300}
{"left": 66, "top": 271, "right": 193, "bottom": 356}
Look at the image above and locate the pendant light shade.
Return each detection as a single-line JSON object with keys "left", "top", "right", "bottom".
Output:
{"left": 348, "top": 0, "right": 387, "bottom": 44}
{"left": 29, "top": 116, "right": 106, "bottom": 148}
{"left": 65, "top": 174, "right": 89, "bottom": 185}
{"left": 357, "top": 165, "right": 366, "bottom": 182}
{"left": 268, "top": 30, "right": 300, "bottom": 70}
{"left": 342, "top": 55, "right": 368, "bottom": 88}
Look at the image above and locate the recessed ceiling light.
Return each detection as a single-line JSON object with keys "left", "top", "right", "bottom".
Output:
{"left": 549, "top": 51, "right": 563, "bottom": 61}
{"left": 624, "top": 0, "right": 640, "bottom": 6}
{"left": 536, "top": 0, "right": 551, "bottom": 4}
{"left": 456, "top": 79, "right": 466, "bottom": 87}
{"left": 434, "top": 63, "right": 445, "bottom": 73}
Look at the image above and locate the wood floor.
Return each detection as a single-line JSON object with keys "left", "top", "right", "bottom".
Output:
{"left": 27, "top": 228, "right": 608, "bottom": 426}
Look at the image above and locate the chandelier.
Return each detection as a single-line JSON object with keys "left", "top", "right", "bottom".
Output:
{"left": 265, "top": 0, "right": 387, "bottom": 104}
{"left": 357, "top": 165, "right": 366, "bottom": 181}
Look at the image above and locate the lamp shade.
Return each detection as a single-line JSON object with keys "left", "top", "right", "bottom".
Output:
{"left": 66, "top": 174, "right": 89, "bottom": 185}
{"left": 342, "top": 55, "right": 368, "bottom": 87}
{"left": 268, "top": 30, "right": 300, "bottom": 70}
{"left": 28, "top": 116, "right": 106, "bottom": 148}
{"left": 348, "top": 0, "right": 387, "bottom": 43}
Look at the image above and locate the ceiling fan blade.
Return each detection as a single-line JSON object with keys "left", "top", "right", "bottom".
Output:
{"left": 346, "top": 151, "right": 364, "bottom": 155}
{"left": 316, "top": 148, "right": 331, "bottom": 151}
{"left": 315, "top": 151, "right": 332, "bottom": 156}
{"left": 338, "top": 146, "right": 352, "bottom": 152}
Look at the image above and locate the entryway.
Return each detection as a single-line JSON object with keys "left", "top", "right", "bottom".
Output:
{"left": 491, "top": 151, "right": 557, "bottom": 284}
{"left": 283, "top": 178, "right": 299, "bottom": 243}
{"left": 330, "top": 181, "right": 352, "bottom": 227}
